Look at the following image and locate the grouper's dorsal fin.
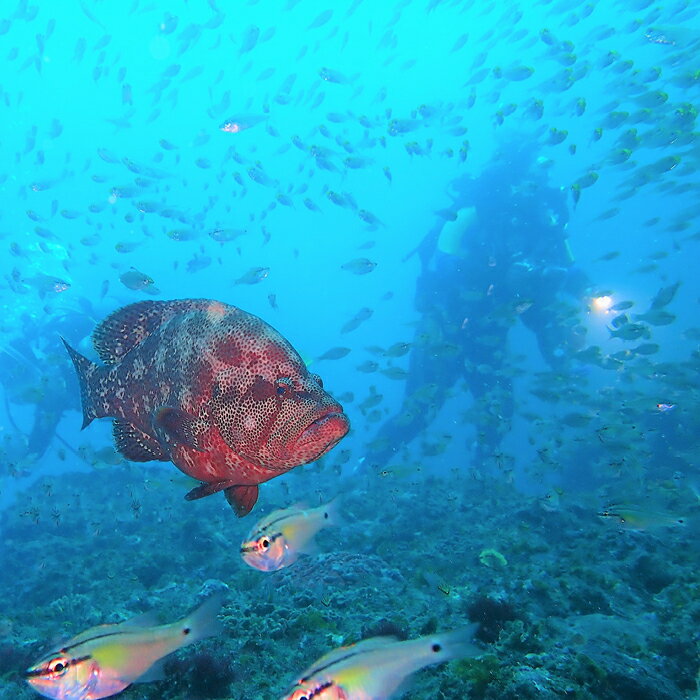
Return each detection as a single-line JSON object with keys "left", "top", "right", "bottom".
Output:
{"left": 92, "top": 299, "right": 217, "bottom": 364}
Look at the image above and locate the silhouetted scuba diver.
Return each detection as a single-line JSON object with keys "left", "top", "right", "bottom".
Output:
{"left": 366, "top": 142, "right": 590, "bottom": 470}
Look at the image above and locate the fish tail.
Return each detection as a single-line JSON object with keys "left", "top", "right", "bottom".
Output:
{"left": 359, "top": 626, "right": 482, "bottom": 697}
{"left": 293, "top": 499, "right": 343, "bottom": 556}
{"left": 61, "top": 337, "right": 100, "bottom": 429}
{"left": 179, "top": 592, "right": 225, "bottom": 646}
{"left": 393, "top": 626, "right": 482, "bottom": 675}
{"left": 323, "top": 496, "right": 344, "bottom": 528}
{"left": 426, "top": 625, "right": 481, "bottom": 663}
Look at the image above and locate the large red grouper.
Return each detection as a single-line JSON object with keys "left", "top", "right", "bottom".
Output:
{"left": 62, "top": 299, "right": 350, "bottom": 516}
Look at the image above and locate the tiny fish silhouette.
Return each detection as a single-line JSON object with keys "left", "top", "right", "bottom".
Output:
{"left": 219, "top": 114, "right": 267, "bottom": 133}
{"left": 120, "top": 267, "right": 154, "bottom": 290}
{"left": 340, "top": 258, "right": 377, "bottom": 275}
{"left": 234, "top": 267, "right": 270, "bottom": 285}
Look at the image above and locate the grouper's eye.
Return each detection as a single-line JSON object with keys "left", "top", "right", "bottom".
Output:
{"left": 275, "top": 377, "right": 293, "bottom": 396}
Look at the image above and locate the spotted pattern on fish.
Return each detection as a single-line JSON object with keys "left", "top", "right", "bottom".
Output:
{"left": 63, "top": 299, "right": 349, "bottom": 516}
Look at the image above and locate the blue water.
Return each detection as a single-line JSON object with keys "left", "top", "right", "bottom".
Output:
{"left": 2, "top": 0, "right": 700, "bottom": 698}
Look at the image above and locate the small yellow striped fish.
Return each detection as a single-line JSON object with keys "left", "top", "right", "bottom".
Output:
{"left": 279, "top": 626, "right": 480, "bottom": 699}
{"left": 240, "top": 501, "right": 339, "bottom": 572}
{"left": 25, "top": 594, "right": 223, "bottom": 699}
{"left": 598, "top": 503, "right": 687, "bottom": 530}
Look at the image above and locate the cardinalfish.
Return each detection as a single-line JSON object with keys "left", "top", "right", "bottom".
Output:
{"left": 279, "top": 626, "right": 480, "bottom": 700}
{"left": 25, "top": 594, "right": 223, "bottom": 700}
{"left": 241, "top": 501, "right": 339, "bottom": 572}
{"left": 598, "top": 503, "right": 687, "bottom": 531}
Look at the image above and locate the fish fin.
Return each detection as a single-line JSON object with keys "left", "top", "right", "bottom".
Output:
{"left": 61, "top": 337, "right": 100, "bottom": 429}
{"left": 295, "top": 636, "right": 400, "bottom": 683}
{"left": 186, "top": 482, "right": 261, "bottom": 518}
{"left": 153, "top": 407, "right": 204, "bottom": 451}
{"left": 278, "top": 500, "right": 341, "bottom": 554}
{"left": 225, "top": 484, "right": 259, "bottom": 517}
{"left": 112, "top": 611, "right": 160, "bottom": 629}
{"left": 91, "top": 299, "right": 212, "bottom": 365}
{"left": 320, "top": 497, "right": 344, "bottom": 528}
{"left": 63, "top": 612, "right": 162, "bottom": 648}
{"left": 60, "top": 623, "right": 117, "bottom": 647}
{"left": 184, "top": 479, "right": 239, "bottom": 501}
{"left": 134, "top": 658, "right": 166, "bottom": 684}
{"left": 334, "top": 627, "right": 481, "bottom": 697}
{"left": 113, "top": 420, "right": 167, "bottom": 461}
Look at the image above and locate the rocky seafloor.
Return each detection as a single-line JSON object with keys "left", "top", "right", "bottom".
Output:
{"left": 0, "top": 461, "right": 698, "bottom": 699}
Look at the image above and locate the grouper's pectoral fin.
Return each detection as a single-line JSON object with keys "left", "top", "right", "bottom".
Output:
{"left": 113, "top": 419, "right": 167, "bottom": 462}
{"left": 184, "top": 479, "right": 239, "bottom": 501}
{"left": 184, "top": 481, "right": 259, "bottom": 517}
{"left": 152, "top": 406, "right": 204, "bottom": 452}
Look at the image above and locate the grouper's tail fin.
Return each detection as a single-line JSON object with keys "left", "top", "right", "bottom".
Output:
{"left": 61, "top": 336, "right": 100, "bottom": 429}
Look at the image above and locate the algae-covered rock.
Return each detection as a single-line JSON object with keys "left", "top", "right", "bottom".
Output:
{"left": 479, "top": 548, "right": 508, "bottom": 568}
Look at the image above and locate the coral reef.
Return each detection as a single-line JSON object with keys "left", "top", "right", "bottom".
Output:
{"left": 1, "top": 466, "right": 698, "bottom": 699}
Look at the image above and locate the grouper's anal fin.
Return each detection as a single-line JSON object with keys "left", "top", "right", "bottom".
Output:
{"left": 184, "top": 481, "right": 259, "bottom": 517}
{"left": 225, "top": 484, "right": 259, "bottom": 517}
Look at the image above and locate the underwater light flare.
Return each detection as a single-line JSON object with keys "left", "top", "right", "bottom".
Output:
{"left": 591, "top": 295, "right": 613, "bottom": 313}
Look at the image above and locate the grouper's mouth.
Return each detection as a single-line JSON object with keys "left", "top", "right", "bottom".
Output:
{"left": 296, "top": 406, "right": 350, "bottom": 454}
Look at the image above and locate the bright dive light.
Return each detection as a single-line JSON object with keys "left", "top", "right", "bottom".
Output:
{"left": 592, "top": 295, "right": 613, "bottom": 312}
